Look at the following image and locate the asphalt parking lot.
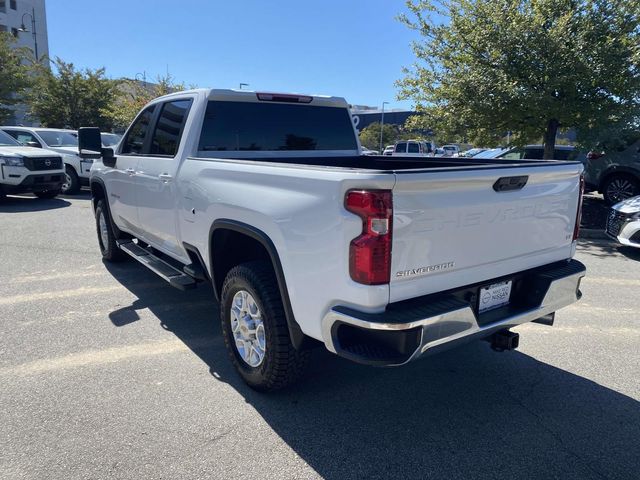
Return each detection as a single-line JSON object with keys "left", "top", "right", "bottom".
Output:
{"left": 1, "top": 193, "right": 639, "bottom": 480}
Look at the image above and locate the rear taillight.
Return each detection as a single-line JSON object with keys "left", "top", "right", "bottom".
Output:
{"left": 345, "top": 190, "right": 393, "bottom": 285}
{"left": 573, "top": 174, "right": 585, "bottom": 241}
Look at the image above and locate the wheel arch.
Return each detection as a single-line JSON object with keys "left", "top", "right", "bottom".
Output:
{"left": 209, "top": 219, "right": 309, "bottom": 350}
{"left": 598, "top": 166, "right": 640, "bottom": 192}
{"left": 90, "top": 178, "right": 127, "bottom": 239}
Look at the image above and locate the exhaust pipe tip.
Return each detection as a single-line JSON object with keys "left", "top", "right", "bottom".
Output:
{"left": 489, "top": 329, "right": 520, "bottom": 352}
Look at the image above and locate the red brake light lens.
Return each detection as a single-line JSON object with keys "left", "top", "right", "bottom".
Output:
{"left": 256, "top": 92, "right": 313, "bottom": 104}
{"left": 345, "top": 190, "right": 393, "bottom": 285}
{"left": 573, "top": 174, "right": 585, "bottom": 241}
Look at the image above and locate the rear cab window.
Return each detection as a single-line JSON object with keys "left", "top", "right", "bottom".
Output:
{"left": 198, "top": 101, "right": 357, "bottom": 153}
{"left": 407, "top": 142, "right": 420, "bottom": 153}
{"left": 395, "top": 142, "right": 407, "bottom": 153}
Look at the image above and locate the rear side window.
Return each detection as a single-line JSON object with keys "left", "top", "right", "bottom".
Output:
{"left": 198, "top": 101, "right": 357, "bottom": 152}
{"left": 501, "top": 148, "right": 525, "bottom": 160}
{"left": 523, "top": 148, "right": 544, "bottom": 160}
{"left": 121, "top": 105, "right": 156, "bottom": 154}
{"left": 150, "top": 99, "right": 192, "bottom": 156}
{"left": 554, "top": 149, "right": 575, "bottom": 160}
{"left": 408, "top": 142, "right": 420, "bottom": 153}
{"left": 395, "top": 142, "right": 407, "bottom": 153}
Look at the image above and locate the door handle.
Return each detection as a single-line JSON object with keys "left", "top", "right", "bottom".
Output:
{"left": 159, "top": 173, "right": 173, "bottom": 182}
{"left": 125, "top": 168, "right": 136, "bottom": 176}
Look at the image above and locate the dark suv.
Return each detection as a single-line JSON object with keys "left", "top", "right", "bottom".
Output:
{"left": 584, "top": 136, "right": 640, "bottom": 205}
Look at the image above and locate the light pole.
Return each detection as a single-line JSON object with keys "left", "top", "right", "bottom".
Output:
{"left": 18, "top": 8, "right": 38, "bottom": 61}
{"left": 135, "top": 72, "right": 147, "bottom": 87}
{"left": 239, "top": 83, "right": 249, "bottom": 90}
{"left": 379, "top": 101, "right": 389, "bottom": 153}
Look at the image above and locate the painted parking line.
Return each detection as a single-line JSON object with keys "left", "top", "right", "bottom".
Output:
{"left": 0, "top": 338, "right": 217, "bottom": 377}
{"left": 0, "top": 285, "right": 125, "bottom": 306}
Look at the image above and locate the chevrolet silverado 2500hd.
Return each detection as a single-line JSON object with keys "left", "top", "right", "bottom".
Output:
{"left": 0, "top": 129, "right": 65, "bottom": 199}
{"left": 79, "top": 89, "right": 586, "bottom": 391}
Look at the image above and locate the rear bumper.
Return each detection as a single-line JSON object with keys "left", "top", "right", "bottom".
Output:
{"left": 321, "top": 259, "right": 586, "bottom": 366}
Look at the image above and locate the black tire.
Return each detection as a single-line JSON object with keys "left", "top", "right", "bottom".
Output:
{"left": 61, "top": 166, "right": 80, "bottom": 195}
{"left": 95, "top": 199, "right": 126, "bottom": 262}
{"left": 0, "top": 185, "right": 6, "bottom": 202}
{"left": 602, "top": 174, "right": 640, "bottom": 205}
{"left": 35, "top": 189, "right": 61, "bottom": 199}
{"left": 221, "top": 261, "right": 310, "bottom": 391}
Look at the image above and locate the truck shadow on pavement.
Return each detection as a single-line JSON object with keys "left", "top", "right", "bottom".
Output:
{"left": 0, "top": 195, "right": 71, "bottom": 212}
{"left": 104, "top": 261, "right": 639, "bottom": 480}
{"left": 578, "top": 238, "right": 640, "bottom": 261}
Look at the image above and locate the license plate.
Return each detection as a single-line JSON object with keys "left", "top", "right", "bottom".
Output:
{"left": 479, "top": 281, "right": 512, "bottom": 313}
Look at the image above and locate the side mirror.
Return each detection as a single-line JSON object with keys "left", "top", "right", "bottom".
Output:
{"left": 26, "top": 141, "right": 41, "bottom": 148}
{"left": 78, "top": 127, "right": 103, "bottom": 159}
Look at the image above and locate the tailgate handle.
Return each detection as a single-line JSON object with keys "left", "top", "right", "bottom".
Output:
{"left": 493, "top": 176, "right": 528, "bottom": 192}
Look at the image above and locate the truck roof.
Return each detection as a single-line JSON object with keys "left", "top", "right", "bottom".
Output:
{"left": 153, "top": 88, "right": 350, "bottom": 109}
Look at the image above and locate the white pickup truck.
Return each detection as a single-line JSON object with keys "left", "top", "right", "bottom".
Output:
{"left": 0, "top": 129, "right": 65, "bottom": 200}
{"left": 79, "top": 88, "right": 586, "bottom": 391}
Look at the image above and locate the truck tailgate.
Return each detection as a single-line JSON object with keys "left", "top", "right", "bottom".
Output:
{"left": 390, "top": 163, "right": 582, "bottom": 303}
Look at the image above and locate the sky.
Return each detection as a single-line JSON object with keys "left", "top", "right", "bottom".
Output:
{"left": 45, "top": 0, "right": 420, "bottom": 110}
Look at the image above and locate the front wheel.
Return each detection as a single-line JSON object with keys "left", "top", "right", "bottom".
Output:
{"left": 95, "top": 199, "right": 126, "bottom": 262}
{"left": 603, "top": 174, "right": 640, "bottom": 205}
{"left": 220, "top": 261, "right": 310, "bottom": 391}
{"left": 61, "top": 166, "right": 80, "bottom": 195}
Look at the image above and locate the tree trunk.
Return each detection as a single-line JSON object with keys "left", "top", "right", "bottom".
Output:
{"left": 543, "top": 119, "right": 559, "bottom": 160}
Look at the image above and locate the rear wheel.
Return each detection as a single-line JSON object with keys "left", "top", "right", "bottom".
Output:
{"left": 95, "top": 199, "right": 126, "bottom": 262}
{"left": 221, "top": 261, "right": 310, "bottom": 391}
{"left": 35, "top": 189, "right": 61, "bottom": 199}
{"left": 603, "top": 174, "right": 639, "bottom": 205}
{"left": 61, "top": 166, "right": 80, "bottom": 195}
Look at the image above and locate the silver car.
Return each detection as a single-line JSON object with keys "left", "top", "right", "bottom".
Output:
{"left": 605, "top": 196, "right": 640, "bottom": 248}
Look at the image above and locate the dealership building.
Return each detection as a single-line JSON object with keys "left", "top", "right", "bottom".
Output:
{"left": 0, "top": 0, "right": 49, "bottom": 125}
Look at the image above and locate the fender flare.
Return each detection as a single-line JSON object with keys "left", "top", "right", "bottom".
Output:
{"left": 210, "top": 219, "right": 308, "bottom": 350}
{"left": 90, "top": 178, "right": 125, "bottom": 238}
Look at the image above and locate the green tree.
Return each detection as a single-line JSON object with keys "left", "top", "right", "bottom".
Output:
{"left": 359, "top": 122, "right": 403, "bottom": 151}
{"left": 109, "top": 74, "right": 187, "bottom": 130}
{"left": 397, "top": 0, "right": 640, "bottom": 158}
{"left": 28, "top": 58, "right": 119, "bottom": 130}
{"left": 0, "top": 33, "right": 32, "bottom": 123}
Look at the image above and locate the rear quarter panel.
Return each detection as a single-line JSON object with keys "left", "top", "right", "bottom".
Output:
{"left": 177, "top": 158, "right": 395, "bottom": 341}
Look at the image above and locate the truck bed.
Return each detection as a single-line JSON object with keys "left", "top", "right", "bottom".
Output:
{"left": 202, "top": 154, "right": 574, "bottom": 171}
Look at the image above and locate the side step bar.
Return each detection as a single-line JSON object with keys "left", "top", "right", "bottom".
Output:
{"left": 117, "top": 240, "right": 197, "bottom": 291}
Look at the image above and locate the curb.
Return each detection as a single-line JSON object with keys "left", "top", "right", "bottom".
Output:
{"left": 579, "top": 228, "right": 611, "bottom": 240}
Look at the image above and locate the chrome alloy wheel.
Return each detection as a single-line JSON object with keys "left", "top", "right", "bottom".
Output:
{"left": 607, "top": 178, "right": 636, "bottom": 203}
{"left": 230, "top": 290, "right": 266, "bottom": 367}
{"left": 98, "top": 209, "right": 109, "bottom": 249}
{"left": 61, "top": 172, "right": 72, "bottom": 193}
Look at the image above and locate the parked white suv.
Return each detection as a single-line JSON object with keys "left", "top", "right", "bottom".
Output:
{"left": 1, "top": 127, "right": 91, "bottom": 194}
{"left": 0, "top": 129, "right": 65, "bottom": 199}
{"left": 79, "top": 88, "right": 586, "bottom": 391}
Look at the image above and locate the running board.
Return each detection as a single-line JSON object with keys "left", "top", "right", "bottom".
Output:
{"left": 117, "top": 240, "right": 197, "bottom": 291}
